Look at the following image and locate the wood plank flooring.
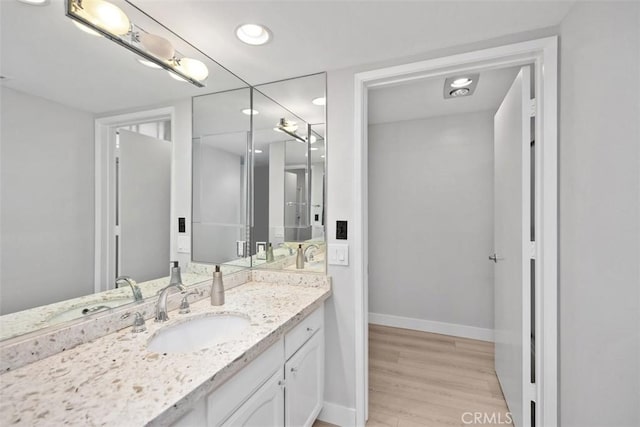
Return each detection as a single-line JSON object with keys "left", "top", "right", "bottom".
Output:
{"left": 314, "top": 325, "right": 512, "bottom": 427}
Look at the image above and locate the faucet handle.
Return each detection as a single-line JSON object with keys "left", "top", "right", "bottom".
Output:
{"left": 179, "top": 291, "right": 199, "bottom": 314}
{"left": 132, "top": 312, "right": 146, "bottom": 333}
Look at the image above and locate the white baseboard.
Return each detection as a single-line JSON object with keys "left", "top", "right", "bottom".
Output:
{"left": 368, "top": 312, "right": 494, "bottom": 342}
{"left": 318, "top": 401, "right": 356, "bottom": 426}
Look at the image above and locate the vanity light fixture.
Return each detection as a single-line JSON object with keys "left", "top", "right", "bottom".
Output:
{"left": 242, "top": 109, "right": 259, "bottom": 116}
{"left": 311, "top": 97, "right": 326, "bottom": 106}
{"left": 66, "top": 0, "right": 209, "bottom": 87}
{"left": 275, "top": 118, "right": 307, "bottom": 143}
{"left": 236, "top": 24, "right": 271, "bottom": 45}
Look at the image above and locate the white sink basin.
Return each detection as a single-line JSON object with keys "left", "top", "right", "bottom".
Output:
{"left": 148, "top": 314, "right": 251, "bottom": 353}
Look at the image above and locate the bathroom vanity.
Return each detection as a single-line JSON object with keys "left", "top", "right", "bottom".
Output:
{"left": 0, "top": 271, "right": 331, "bottom": 426}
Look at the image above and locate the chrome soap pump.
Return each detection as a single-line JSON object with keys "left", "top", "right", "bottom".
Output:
{"left": 211, "top": 265, "right": 224, "bottom": 306}
{"left": 296, "top": 244, "right": 304, "bottom": 269}
{"left": 266, "top": 243, "right": 274, "bottom": 263}
{"left": 169, "top": 261, "right": 183, "bottom": 286}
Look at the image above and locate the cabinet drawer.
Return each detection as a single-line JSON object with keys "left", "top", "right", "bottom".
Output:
{"left": 284, "top": 305, "right": 324, "bottom": 360}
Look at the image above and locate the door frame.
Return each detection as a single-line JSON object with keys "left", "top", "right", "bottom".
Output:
{"left": 94, "top": 107, "right": 176, "bottom": 293}
{"left": 353, "top": 37, "right": 558, "bottom": 426}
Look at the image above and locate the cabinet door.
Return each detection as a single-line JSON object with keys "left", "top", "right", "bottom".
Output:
{"left": 221, "top": 370, "right": 285, "bottom": 427}
{"left": 285, "top": 330, "right": 324, "bottom": 427}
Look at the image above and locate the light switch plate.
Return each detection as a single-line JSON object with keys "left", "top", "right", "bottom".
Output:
{"left": 328, "top": 243, "right": 349, "bottom": 266}
{"left": 177, "top": 236, "right": 191, "bottom": 253}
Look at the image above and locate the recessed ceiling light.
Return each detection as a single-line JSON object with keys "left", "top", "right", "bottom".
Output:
{"left": 137, "top": 58, "right": 162, "bottom": 69}
{"left": 254, "top": 149, "right": 263, "bottom": 154}
{"left": 321, "top": 155, "right": 325, "bottom": 158}
{"left": 449, "top": 88, "right": 470, "bottom": 97}
{"left": 17, "top": 0, "right": 49, "bottom": 5}
{"left": 242, "top": 109, "right": 259, "bottom": 116}
{"left": 308, "top": 135, "right": 317, "bottom": 143}
{"left": 310, "top": 147, "right": 319, "bottom": 151}
{"left": 451, "top": 78, "right": 473, "bottom": 88}
{"left": 311, "top": 97, "right": 326, "bottom": 106}
{"left": 236, "top": 24, "right": 271, "bottom": 46}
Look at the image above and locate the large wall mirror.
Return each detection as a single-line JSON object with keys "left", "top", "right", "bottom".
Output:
{"left": 191, "top": 88, "right": 251, "bottom": 268}
{"left": 251, "top": 73, "right": 327, "bottom": 273}
{"left": 0, "top": 0, "right": 248, "bottom": 340}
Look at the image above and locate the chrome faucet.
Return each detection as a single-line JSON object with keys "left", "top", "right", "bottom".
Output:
{"left": 304, "top": 244, "right": 320, "bottom": 262}
{"left": 116, "top": 276, "right": 143, "bottom": 302}
{"left": 276, "top": 242, "right": 294, "bottom": 255}
{"left": 155, "top": 282, "right": 186, "bottom": 322}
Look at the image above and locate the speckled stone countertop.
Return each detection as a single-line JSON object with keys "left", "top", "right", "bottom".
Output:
{"left": 0, "top": 277, "right": 331, "bottom": 426}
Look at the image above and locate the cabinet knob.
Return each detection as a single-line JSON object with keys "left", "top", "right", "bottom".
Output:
{"left": 306, "top": 327, "right": 314, "bottom": 332}
{"left": 290, "top": 367, "right": 298, "bottom": 373}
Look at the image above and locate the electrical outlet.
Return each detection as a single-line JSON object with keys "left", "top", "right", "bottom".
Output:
{"left": 336, "top": 220, "right": 348, "bottom": 240}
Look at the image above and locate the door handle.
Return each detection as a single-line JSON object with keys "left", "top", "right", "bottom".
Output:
{"left": 489, "top": 253, "right": 504, "bottom": 263}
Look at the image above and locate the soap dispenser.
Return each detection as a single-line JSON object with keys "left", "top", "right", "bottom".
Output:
{"left": 296, "top": 244, "right": 304, "bottom": 269}
{"left": 266, "top": 243, "right": 274, "bottom": 263}
{"left": 169, "top": 261, "right": 183, "bottom": 286}
{"left": 211, "top": 265, "right": 224, "bottom": 306}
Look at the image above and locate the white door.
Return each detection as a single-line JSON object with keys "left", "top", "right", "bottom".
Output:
{"left": 493, "top": 67, "right": 532, "bottom": 427}
{"left": 118, "top": 129, "right": 171, "bottom": 282}
{"left": 285, "top": 331, "right": 324, "bottom": 427}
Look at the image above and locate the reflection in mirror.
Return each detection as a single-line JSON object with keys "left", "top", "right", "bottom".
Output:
{"left": 251, "top": 73, "right": 327, "bottom": 273}
{"left": 191, "top": 88, "right": 251, "bottom": 266}
{"left": 0, "top": 0, "right": 248, "bottom": 341}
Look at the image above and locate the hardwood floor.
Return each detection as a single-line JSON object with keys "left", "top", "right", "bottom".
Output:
{"left": 314, "top": 325, "right": 512, "bottom": 427}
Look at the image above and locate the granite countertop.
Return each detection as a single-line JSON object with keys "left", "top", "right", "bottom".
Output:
{"left": 0, "top": 273, "right": 212, "bottom": 341}
{"left": 0, "top": 278, "right": 331, "bottom": 426}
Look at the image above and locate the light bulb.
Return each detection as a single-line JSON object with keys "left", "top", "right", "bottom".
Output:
{"left": 175, "top": 58, "right": 209, "bottom": 81}
{"left": 451, "top": 78, "right": 473, "bottom": 88}
{"left": 138, "top": 33, "right": 175, "bottom": 60}
{"left": 76, "top": 0, "right": 130, "bottom": 36}
{"left": 242, "top": 109, "right": 259, "bottom": 116}
{"left": 311, "top": 97, "right": 326, "bottom": 106}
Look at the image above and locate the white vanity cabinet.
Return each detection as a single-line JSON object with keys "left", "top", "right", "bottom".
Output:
{"left": 284, "top": 329, "right": 324, "bottom": 427}
{"left": 170, "top": 305, "right": 324, "bottom": 427}
{"left": 221, "top": 370, "right": 285, "bottom": 426}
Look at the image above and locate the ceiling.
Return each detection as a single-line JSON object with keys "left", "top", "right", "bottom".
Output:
{"left": 0, "top": 1, "right": 572, "bottom": 122}
{"left": 134, "top": 0, "right": 574, "bottom": 84}
{"left": 368, "top": 66, "right": 521, "bottom": 124}
{"left": 0, "top": 0, "right": 246, "bottom": 114}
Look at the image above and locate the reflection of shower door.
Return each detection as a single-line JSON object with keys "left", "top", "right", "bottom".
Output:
{"left": 493, "top": 67, "right": 532, "bottom": 427}
{"left": 116, "top": 129, "right": 171, "bottom": 282}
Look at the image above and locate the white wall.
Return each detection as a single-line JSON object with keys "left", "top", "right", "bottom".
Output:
{"left": 324, "top": 4, "right": 639, "bottom": 424}
{"left": 559, "top": 3, "right": 640, "bottom": 426}
{"left": 0, "top": 87, "right": 94, "bottom": 314}
{"left": 368, "top": 112, "right": 494, "bottom": 331}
